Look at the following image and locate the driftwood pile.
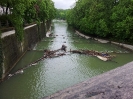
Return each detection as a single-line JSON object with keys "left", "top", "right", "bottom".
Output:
{"left": 7, "top": 45, "right": 115, "bottom": 79}
{"left": 70, "top": 50, "right": 114, "bottom": 59}
{"left": 70, "top": 49, "right": 116, "bottom": 61}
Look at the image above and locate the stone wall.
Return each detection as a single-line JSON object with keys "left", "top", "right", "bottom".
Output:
{"left": 0, "top": 22, "right": 49, "bottom": 80}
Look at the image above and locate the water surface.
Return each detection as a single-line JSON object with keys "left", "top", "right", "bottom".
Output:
{"left": 0, "top": 20, "right": 133, "bottom": 99}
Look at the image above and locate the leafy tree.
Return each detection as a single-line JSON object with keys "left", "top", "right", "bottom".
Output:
{"left": 0, "top": 0, "right": 56, "bottom": 41}
{"left": 55, "top": 9, "right": 68, "bottom": 20}
{"left": 67, "top": 0, "right": 133, "bottom": 43}
{"left": 111, "top": 0, "right": 133, "bottom": 42}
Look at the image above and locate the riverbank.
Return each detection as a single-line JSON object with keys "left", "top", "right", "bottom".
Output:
{"left": 43, "top": 61, "right": 133, "bottom": 99}
{"left": 75, "top": 31, "right": 133, "bottom": 51}
{"left": 0, "top": 22, "right": 50, "bottom": 81}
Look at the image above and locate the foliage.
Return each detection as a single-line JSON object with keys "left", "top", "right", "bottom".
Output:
{"left": 67, "top": 0, "right": 133, "bottom": 43}
{"left": 55, "top": 9, "right": 68, "bottom": 20}
{"left": 0, "top": 0, "right": 56, "bottom": 41}
{"left": 0, "top": 31, "right": 3, "bottom": 79}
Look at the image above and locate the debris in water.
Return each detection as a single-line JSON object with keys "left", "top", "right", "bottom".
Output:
{"left": 7, "top": 45, "right": 116, "bottom": 80}
{"left": 61, "top": 45, "right": 67, "bottom": 52}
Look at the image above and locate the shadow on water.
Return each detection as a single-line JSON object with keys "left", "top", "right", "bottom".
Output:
{"left": 0, "top": 20, "right": 133, "bottom": 99}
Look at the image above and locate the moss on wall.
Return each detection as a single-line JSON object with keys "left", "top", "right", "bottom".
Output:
{"left": 0, "top": 32, "right": 3, "bottom": 79}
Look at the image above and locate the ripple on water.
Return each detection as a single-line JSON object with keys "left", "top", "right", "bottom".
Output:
{"left": 0, "top": 20, "right": 133, "bottom": 99}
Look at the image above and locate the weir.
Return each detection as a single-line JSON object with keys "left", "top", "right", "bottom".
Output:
{"left": 0, "top": 20, "right": 133, "bottom": 99}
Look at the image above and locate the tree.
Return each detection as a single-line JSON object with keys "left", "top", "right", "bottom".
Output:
{"left": 0, "top": 0, "right": 56, "bottom": 41}
{"left": 55, "top": 9, "right": 70, "bottom": 20}
{"left": 67, "top": 0, "right": 133, "bottom": 43}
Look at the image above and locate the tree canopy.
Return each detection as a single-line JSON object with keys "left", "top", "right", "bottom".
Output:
{"left": 0, "top": 0, "right": 56, "bottom": 41}
{"left": 67, "top": 0, "right": 133, "bottom": 43}
{"left": 55, "top": 9, "right": 68, "bottom": 20}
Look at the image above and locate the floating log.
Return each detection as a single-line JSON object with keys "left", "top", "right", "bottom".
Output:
{"left": 97, "top": 56, "right": 108, "bottom": 61}
{"left": 70, "top": 49, "right": 114, "bottom": 61}
{"left": 70, "top": 50, "right": 82, "bottom": 54}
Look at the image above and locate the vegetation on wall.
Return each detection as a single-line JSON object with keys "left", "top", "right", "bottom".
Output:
{"left": 67, "top": 0, "right": 133, "bottom": 44}
{"left": 0, "top": 31, "right": 3, "bottom": 79}
{"left": 0, "top": 0, "right": 56, "bottom": 41}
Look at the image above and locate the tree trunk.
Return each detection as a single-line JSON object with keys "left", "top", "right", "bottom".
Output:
{"left": 6, "top": 3, "right": 10, "bottom": 15}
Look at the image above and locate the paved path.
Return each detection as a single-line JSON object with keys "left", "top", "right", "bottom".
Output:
{"left": 43, "top": 61, "right": 133, "bottom": 99}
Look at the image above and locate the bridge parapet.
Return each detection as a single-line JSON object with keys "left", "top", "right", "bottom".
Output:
{"left": 43, "top": 61, "right": 133, "bottom": 99}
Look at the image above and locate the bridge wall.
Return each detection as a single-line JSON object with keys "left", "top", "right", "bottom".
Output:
{"left": 43, "top": 61, "right": 133, "bottom": 99}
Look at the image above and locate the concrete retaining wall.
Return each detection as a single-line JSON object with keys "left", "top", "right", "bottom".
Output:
{"left": 75, "top": 31, "right": 133, "bottom": 51}
{"left": 0, "top": 22, "right": 49, "bottom": 80}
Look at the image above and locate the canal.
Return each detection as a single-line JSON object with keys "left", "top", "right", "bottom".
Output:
{"left": 0, "top": 20, "right": 133, "bottom": 99}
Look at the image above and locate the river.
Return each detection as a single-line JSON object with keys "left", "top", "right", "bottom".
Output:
{"left": 0, "top": 20, "right": 133, "bottom": 99}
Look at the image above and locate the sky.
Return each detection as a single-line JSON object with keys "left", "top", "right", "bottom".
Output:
{"left": 52, "top": 0, "right": 76, "bottom": 9}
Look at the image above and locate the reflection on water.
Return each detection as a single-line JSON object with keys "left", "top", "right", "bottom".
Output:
{"left": 0, "top": 20, "right": 133, "bottom": 99}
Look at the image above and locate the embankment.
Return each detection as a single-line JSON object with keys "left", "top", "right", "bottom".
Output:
{"left": 0, "top": 22, "right": 50, "bottom": 80}
{"left": 75, "top": 31, "right": 133, "bottom": 51}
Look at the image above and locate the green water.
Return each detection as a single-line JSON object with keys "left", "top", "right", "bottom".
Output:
{"left": 0, "top": 20, "right": 133, "bottom": 99}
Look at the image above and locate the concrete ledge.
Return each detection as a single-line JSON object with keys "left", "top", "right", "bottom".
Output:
{"left": 43, "top": 61, "right": 133, "bottom": 99}
{"left": 1, "top": 30, "right": 15, "bottom": 38}
{"left": 1, "top": 24, "right": 37, "bottom": 38}
{"left": 111, "top": 41, "right": 133, "bottom": 51}
{"left": 75, "top": 31, "right": 91, "bottom": 39}
{"left": 75, "top": 31, "right": 133, "bottom": 51}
